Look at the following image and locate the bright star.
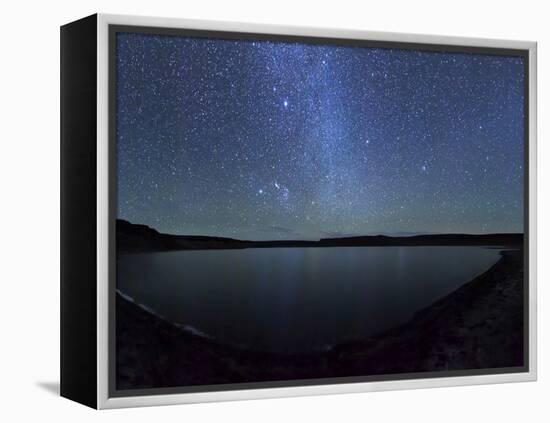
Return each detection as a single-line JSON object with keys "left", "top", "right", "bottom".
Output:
{"left": 421, "top": 165, "right": 427, "bottom": 172}
{"left": 258, "top": 189, "right": 263, "bottom": 194}
{"left": 283, "top": 100, "right": 288, "bottom": 108}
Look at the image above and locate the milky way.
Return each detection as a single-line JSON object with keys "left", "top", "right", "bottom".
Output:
{"left": 116, "top": 32, "right": 525, "bottom": 240}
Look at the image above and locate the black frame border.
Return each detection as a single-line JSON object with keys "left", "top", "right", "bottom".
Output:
{"left": 107, "top": 24, "right": 530, "bottom": 399}
{"left": 60, "top": 14, "right": 98, "bottom": 409}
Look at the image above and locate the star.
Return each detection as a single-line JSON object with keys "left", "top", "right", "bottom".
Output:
{"left": 116, "top": 31, "right": 525, "bottom": 239}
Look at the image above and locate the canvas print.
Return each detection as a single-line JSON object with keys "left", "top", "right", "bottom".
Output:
{"left": 114, "top": 31, "right": 526, "bottom": 392}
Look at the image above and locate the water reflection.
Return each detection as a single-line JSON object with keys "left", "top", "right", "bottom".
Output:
{"left": 117, "top": 246, "right": 500, "bottom": 353}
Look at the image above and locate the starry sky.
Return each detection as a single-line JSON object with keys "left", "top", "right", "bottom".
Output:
{"left": 116, "top": 32, "right": 525, "bottom": 241}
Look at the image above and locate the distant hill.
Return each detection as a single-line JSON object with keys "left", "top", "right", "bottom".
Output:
{"left": 116, "top": 219, "right": 523, "bottom": 253}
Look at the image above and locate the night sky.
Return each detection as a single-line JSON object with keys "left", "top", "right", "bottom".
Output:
{"left": 116, "top": 32, "right": 525, "bottom": 241}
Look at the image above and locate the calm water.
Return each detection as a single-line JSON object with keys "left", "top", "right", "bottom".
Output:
{"left": 117, "top": 246, "right": 501, "bottom": 353}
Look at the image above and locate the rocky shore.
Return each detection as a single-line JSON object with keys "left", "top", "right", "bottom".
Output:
{"left": 116, "top": 249, "right": 524, "bottom": 390}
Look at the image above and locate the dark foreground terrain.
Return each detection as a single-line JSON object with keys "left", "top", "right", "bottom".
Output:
{"left": 116, "top": 249, "right": 524, "bottom": 390}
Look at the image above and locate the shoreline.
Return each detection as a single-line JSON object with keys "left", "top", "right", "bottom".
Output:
{"left": 116, "top": 219, "right": 523, "bottom": 253}
{"left": 326, "top": 249, "right": 524, "bottom": 374}
{"left": 116, "top": 249, "right": 524, "bottom": 390}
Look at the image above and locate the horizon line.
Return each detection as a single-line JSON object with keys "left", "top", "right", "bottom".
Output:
{"left": 116, "top": 218, "right": 523, "bottom": 243}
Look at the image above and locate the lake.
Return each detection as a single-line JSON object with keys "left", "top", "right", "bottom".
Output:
{"left": 117, "top": 246, "right": 501, "bottom": 354}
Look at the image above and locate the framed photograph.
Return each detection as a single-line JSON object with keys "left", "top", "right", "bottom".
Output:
{"left": 60, "top": 13, "right": 537, "bottom": 409}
